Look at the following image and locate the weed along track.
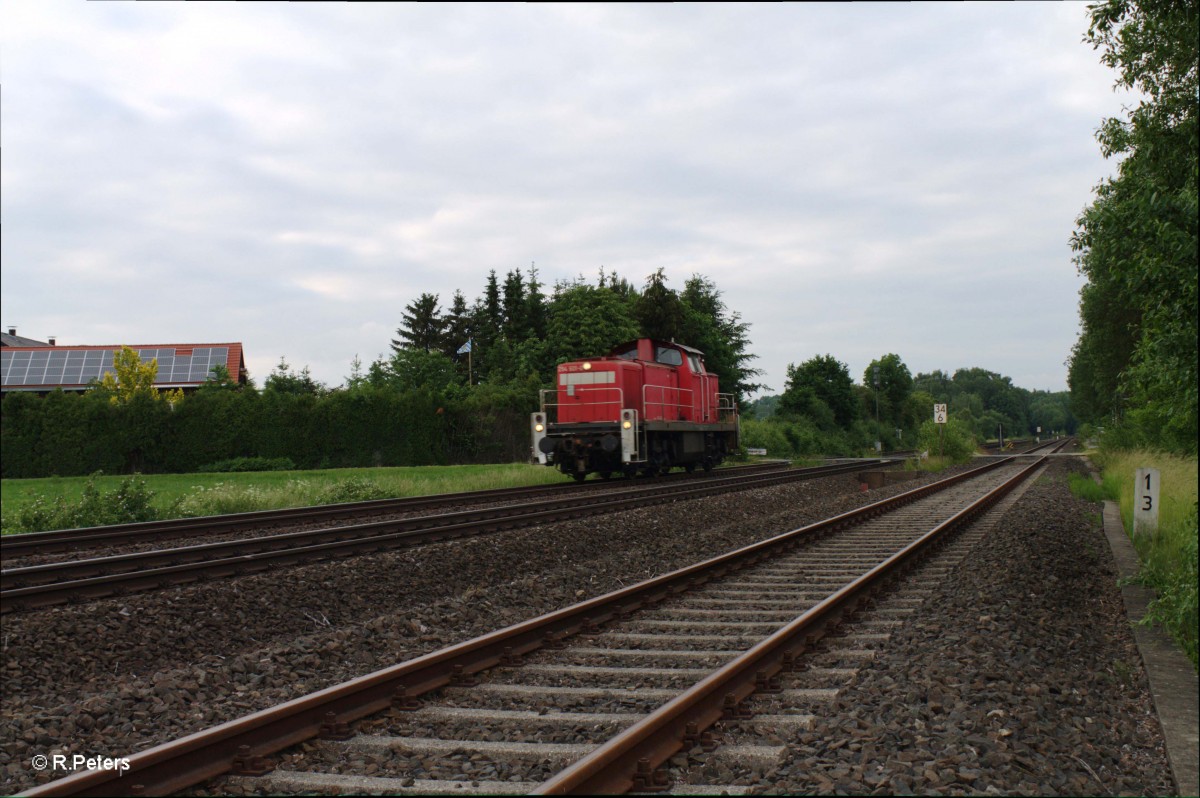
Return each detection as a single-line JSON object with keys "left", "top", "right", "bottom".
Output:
{"left": 19, "top": 454, "right": 1055, "bottom": 796}
{"left": 0, "top": 460, "right": 888, "bottom": 613}
{"left": 0, "top": 463, "right": 795, "bottom": 560}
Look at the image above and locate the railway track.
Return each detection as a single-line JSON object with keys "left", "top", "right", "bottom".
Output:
{"left": 18, "top": 446, "right": 1064, "bottom": 797}
{"left": 0, "top": 459, "right": 895, "bottom": 614}
{"left": 0, "top": 462, "right": 795, "bottom": 559}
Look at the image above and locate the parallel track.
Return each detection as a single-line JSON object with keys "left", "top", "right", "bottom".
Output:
{"left": 17, "top": 444, "right": 1069, "bottom": 797}
{"left": 1, "top": 460, "right": 895, "bottom": 614}
{"left": 0, "top": 462, "right": 795, "bottom": 559}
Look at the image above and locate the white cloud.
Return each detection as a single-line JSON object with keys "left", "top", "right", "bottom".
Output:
{"left": 1, "top": 0, "right": 1133, "bottom": 395}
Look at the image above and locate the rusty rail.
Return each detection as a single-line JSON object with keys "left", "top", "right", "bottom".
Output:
{"left": 2, "top": 460, "right": 895, "bottom": 614}
{"left": 18, "top": 456, "right": 1021, "bottom": 797}
{"left": 0, "top": 462, "right": 795, "bottom": 558}
{"left": 535, "top": 455, "right": 1047, "bottom": 794}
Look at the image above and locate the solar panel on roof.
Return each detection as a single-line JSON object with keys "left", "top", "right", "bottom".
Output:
{"left": 1, "top": 346, "right": 234, "bottom": 389}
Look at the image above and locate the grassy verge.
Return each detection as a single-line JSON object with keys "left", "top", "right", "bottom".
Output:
{"left": 1086, "top": 450, "right": 1198, "bottom": 669}
{"left": 1, "top": 464, "right": 572, "bottom": 535}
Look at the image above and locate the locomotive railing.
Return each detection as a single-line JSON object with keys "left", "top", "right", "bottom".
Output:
{"left": 642, "top": 386, "right": 739, "bottom": 423}
{"left": 642, "top": 384, "right": 694, "bottom": 421}
{"left": 538, "top": 384, "right": 737, "bottom": 426}
{"left": 538, "top": 386, "right": 625, "bottom": 424}
{"left": 716, "top": 392, "right": 738, "bottom": 423}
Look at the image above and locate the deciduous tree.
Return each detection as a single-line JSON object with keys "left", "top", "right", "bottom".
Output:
{"left": 1070, "top": 0, "right": 1198, "bottom": 451}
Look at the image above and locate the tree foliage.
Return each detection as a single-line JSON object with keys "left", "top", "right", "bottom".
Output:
{"left": 263, "top": 357, "right": 325, "bottom": 396}
{"left": 863, "top": 354, "right": 914, "bottom": 429}
{"left": 93, "top": 346, "right": 184, "bottom": 407}
{"left": 780, "top": 355, "right": 858, "bottom": 429}
{"left": 1069, "top": 0, "right": 1198, "bottom": 453}
{"left": 3, "top": 268, "right": 768, "bottom": 476}
{"left": 392, "top": 293, "right": 446, "bottom": 355}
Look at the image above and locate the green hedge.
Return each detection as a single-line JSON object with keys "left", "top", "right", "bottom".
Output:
{"left": 1, "top": 383, "right": 538, "bottom": 478}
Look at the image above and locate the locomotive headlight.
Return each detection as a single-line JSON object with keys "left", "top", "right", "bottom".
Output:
{"left": 582, "top": 362, "right": 592, "bottom": 370}
{"left": 535, "top": 423, "right": 545, "bottom": 432}
{"left": 622, "top": 420, "right": 632, "bottom": 430}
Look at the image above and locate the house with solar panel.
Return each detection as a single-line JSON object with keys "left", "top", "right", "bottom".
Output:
{"left": 1, "top": 328, "right": 247, "bottom": 394}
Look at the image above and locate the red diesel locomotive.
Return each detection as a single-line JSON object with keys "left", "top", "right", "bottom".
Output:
{"left": 531, "top": 339, "right": 740, "bottom": 481}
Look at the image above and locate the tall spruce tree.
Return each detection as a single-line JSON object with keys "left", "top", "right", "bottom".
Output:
{"left": 502, "top": 269, "right": 529, "bottom": 341}
{"left": 392, "top": 293, "right": 446, "bottom": 354}
{"left": 634, "top": 268, "right": 687, "bottom": 341}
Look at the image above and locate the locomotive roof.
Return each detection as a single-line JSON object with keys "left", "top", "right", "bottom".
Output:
{"left": 607, "top": 339, "right": 706, "bottom": 358}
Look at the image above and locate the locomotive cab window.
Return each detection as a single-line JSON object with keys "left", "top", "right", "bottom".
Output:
{"left": 612, "top": 345, "right": 638, "bottom": 360}
{"left": 654, "top": 347, "right": 683, "bottom": 367}
{"left": 687, "top": 354, "right": 703, "bottom": 373}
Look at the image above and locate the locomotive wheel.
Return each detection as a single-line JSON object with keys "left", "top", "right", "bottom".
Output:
{"left": 598, "top": 471, "right": 612, "bottom": 480}
{"left": 573, "top": 472, "right": 587, "bottom": 482}
{"left": 702, "top": 458, "right": 715, "bottom": 473}
{"left": 684, "top": 463, "right": 696, "bottom": 474}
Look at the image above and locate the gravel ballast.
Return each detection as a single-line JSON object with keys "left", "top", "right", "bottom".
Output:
{"left": 1, "top": 456, "right": 1176, "bottom": 796}
{"left": 1, "top": 468, "right": 934, "bottom": 794}
{"left": 750, "top": 457, "right": 1175, "bottom": 796}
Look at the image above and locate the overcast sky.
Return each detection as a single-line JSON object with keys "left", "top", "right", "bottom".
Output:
{"left": 1, "top": 2, "right": 1134, "bottom": 396}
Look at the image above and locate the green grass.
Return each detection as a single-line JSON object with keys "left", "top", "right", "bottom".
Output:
{"left": 2, "top": 459, "right": 755, "bottom": 535}
{"left": 1, "top": 464, "right": 573, "bottom": 535}
{"left": 1067, "top": 471, "right": 1119, "bottom": 503}
{"left": 1091, "top": 449, "right": 1198, "bottom": 670}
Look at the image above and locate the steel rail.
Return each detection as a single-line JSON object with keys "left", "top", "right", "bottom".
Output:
{"left": 0, "top": 462, "right": 794, "bottom": 557}
{"left": 16, "top": 455, "right": 1019, "bottom": 797}
{"left": 534, "top": 455, "right": 1048, "bottom": 794}
{"left": 0, "top": 460, "right": 897, "bottom": 613}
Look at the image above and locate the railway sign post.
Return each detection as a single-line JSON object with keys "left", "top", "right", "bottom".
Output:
{"left": 933, "top": 404, "right": 947, "bottom": 458}
{"left": 1134, "top": 467, "right": 1160, "bottom": 538}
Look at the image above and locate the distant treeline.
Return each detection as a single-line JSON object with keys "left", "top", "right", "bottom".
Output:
{"left": 2, "top": 269, "right": 760, "bottom": 477}
{"left": 2, "top": 266, "right": 1077, "bottom": 476}
{"left": 742, "top": 354, "right": 1075, "bottom": 459}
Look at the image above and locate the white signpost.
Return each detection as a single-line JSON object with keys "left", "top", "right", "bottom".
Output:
{"left": 1134, "top": 467, "right": 1160, "bottom": 537}
{"left": 933, "top": 404, "right": 947, "bottom": 458}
